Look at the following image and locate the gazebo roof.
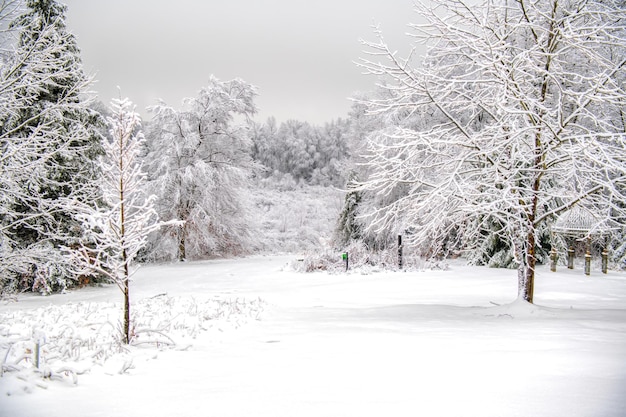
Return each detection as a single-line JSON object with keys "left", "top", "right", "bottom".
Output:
{"left": 552, "top": 206, "right": 610, "bottom": 236}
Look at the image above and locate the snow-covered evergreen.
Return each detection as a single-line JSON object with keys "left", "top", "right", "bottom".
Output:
{"left": 334, "top": 172, "right": 363, "bottom": 247}
{"left": 0, "top": 0, "right": 103, "bottom": 294}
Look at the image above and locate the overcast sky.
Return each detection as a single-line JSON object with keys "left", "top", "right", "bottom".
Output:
{"left": 62, "top": 0, "right": 418, "bottom": 124}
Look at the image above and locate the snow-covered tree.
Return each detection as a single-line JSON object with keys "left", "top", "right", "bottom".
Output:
{"left": 250, "top": 117, "right": 351, "bottom": 187}
{"left": 334, "top": 172, "right": 363, "bottom": 247}
{"left": 146, "top": 76, "right": 257, "bottom": 261}
{"left": 0, "top": 0, "right": 103, "bottom": 293}
{"left": 250, "top": 117, "right": 278, "bottom": 172}
{"left": 357, "top": 0, "right": 626, "bottom": 303}
{"left": 69, "top": 97, "right": 160, "bottom": 344}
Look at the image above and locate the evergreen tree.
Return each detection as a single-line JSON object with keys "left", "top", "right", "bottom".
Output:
{"left": 334, "top": 172, "right": 363, "bottom": 247}
{"left": 0, "top": 0, "right": 103, "bottom": 293}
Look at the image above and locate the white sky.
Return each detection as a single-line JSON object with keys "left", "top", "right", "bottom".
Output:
{"left": 62, "top": 0, "right": 419, "bottom": 124}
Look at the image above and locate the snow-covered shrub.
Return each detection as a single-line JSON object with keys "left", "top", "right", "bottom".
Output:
{"left": 0, "top": 243, "right": 78, "bottom": 296}
{"left": 291, "top": 240, "right": 432, "bottom": 273}
{"left": 291, "top": 250, "right": 343, "bottom": 272}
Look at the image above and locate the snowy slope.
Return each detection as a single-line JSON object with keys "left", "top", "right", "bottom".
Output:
{"left": 1, "top": 255, "right": 625, "bottom": 417}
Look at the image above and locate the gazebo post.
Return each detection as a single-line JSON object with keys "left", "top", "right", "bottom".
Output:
{"left": 567, "top": 247, "right": 575, "bottom": 269}
{"left": 550, "top": 247, "right": 558, "bottom": 272}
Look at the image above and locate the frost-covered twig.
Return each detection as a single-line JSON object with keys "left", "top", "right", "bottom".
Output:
{"left": 132, "top": 329, "right": 176, "bottom": 347}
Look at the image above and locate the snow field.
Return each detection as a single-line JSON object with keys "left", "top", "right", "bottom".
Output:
{"left": 0, "top": 255, "right": 625, "bottom": 417}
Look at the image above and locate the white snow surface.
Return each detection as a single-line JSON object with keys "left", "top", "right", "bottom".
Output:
{"left": 1, "top": 255, "right": 625, "bottom": 417}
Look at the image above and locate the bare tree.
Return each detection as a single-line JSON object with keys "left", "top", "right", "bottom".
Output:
{"left": 357, "top": 0, "right": 626, "bottom": 303}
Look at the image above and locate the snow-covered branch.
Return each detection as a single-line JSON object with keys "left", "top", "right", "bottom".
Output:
{"left": 355, "top": 0, "right": 626, "bottom": 302}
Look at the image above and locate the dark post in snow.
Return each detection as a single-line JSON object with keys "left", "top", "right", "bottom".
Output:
{"left": 550, "top": 247, "right": 558, "bottom": 272}
{"left": 34, "top": 340, "right": 41, "bottom": 369}
{"left": 398, "top": 234, "right": 403, "bottom": 270}
{"left": 342, "top": 252, "right": 349, "bottom": 271}
{"left": 567, "top": 247, "right": 575, "bottom": 269}
{"left": 601, "top": 249, "right": 608, "bottom": 274}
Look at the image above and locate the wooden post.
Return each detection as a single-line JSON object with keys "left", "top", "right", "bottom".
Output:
{"left": 550, "top": 247, "right": 558, "bottom": 272}
{"left": 398, "top": 235, "right": 403, "bottom": 270}
{"left": 584, "top": 251, "right": 591, "bottom": 276}
{"left": 602, "top": 249, "right": 608, "bottom": 274}
{"left": 567, "top": 247, "right": 575, "bottom": 269}
{"left": 342, "top": 252, "right": 348, "bottom": 271}
{"left": 34, "top": 340, "right": 40, "bottom": 369}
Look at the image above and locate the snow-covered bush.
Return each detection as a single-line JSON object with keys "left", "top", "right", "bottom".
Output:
{"left": 291, "top": 240, "right": 438, "bottom": 273}
{"left": 0, "top": 243, "right": 76, "bottom": 296}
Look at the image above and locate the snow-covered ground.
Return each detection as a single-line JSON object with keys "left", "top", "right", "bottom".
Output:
{"left": 1, "top": 255, "right": 625, "bottom": 417}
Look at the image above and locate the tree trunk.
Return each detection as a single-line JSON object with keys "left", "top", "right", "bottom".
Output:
{"left": 515, "top": 0, "right": 555, "bottom": 305}
{"left": 517, "top": 230, "right": 536, "bottom": 303}
{"left": 121, "top": 226, "right": 130, "bottom": 344}
{"left": 123, "top": 278, "right": 130, "bottom": 344}
{"left": 119, "top": 119, "right": 131, "bottom": 344}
